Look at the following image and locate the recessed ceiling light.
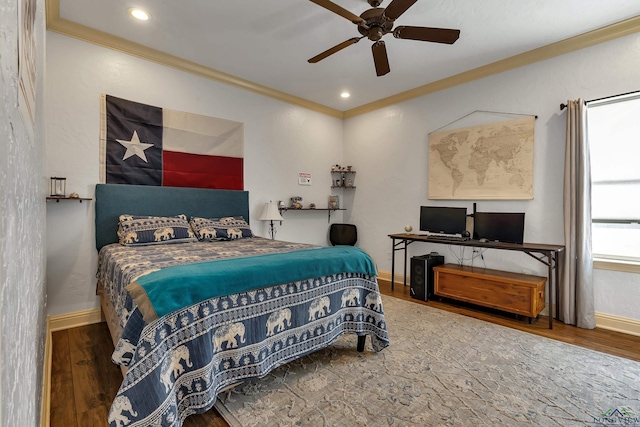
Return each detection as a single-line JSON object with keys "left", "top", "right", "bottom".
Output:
{"left": 340, "top": 92, "right": 351, "bottom": 99}
{"left": 129, "top": 8, "right": 151, "bottom": 21}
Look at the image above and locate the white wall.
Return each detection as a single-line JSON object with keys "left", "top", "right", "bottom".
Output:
{"left": 0, "top": 0, "right": 48, "bottom": 424}
{"left": 345, "top": 33, "right": 640, "bottom": 321}
{"left": 46, "top": 29, "right": 640, "bottom": 322}
{"left": 45, "top": 32, "right": 345, "bottom": 316}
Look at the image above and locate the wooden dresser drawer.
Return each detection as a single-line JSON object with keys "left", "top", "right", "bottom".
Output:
{"left": 433, "top": 264, "right": 546, "bottom": 318}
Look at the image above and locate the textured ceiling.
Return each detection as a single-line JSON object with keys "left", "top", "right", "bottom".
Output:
{"left": 57, "top": 0, "right": 640, "bottom": 112}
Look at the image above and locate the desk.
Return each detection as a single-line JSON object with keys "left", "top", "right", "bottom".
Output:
{"left": 388, "top": 233, "right": 565, "bottom": 329}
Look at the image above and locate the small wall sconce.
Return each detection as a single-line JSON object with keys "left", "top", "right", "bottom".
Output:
{"left": 50, "top": 177, "right": 66, "bottom": 197}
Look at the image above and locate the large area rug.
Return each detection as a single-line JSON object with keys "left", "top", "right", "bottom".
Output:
{"left": 214, "top": 295, "right": 640, "bottom": 426}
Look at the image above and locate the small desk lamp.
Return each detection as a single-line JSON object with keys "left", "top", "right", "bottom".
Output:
{"left": 258, "top": 200, "right": 284, "bottom": 240}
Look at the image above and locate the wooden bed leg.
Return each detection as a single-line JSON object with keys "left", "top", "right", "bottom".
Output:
{"left": 357, "top": 335, "right": 366, "bottom": 352}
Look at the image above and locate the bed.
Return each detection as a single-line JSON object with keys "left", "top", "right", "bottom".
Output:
{"left": 95, "top": 184, "right": 390, "bottom": 427}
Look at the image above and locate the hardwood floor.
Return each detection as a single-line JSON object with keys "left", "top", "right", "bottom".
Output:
{"left": 50, "top": 324, "right": 125, "bottom": 427}
{"left": 50, "top": 280, "right": 640, "bottom": 426}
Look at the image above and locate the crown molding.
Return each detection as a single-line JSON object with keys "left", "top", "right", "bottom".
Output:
{"left": 343, "top": 15, "right": 640, "bottom": 118}
{"left": 45, "top": 0, "right": 344, "bottom": 119}
{"left": 46, "top": 1, "right": 639, "bottom": 120}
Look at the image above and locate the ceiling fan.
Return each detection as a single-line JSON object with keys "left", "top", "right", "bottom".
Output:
{"left": 308, "top": 0, "right": 460, "bottom": 76}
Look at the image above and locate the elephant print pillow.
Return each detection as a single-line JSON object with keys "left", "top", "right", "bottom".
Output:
{"left": 117, "top": 214, "right": 197, "bottom": 246}
{"left": 189, "top": 216, "right": 254, "bottom": 241}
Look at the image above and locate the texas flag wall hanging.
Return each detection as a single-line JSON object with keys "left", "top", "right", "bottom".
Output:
{"left": 99, "top": 94, "right": 244, "bottom": 190}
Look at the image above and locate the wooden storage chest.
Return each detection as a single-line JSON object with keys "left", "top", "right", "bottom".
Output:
{"left": 433, "top": 264, "right": 546, "bottom": 319}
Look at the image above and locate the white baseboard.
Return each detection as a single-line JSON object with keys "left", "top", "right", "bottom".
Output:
{"left": 376, "top": 270, "right": 406, "bottom": 284}
{"left": 41, "top": 318, "right": 51, "bottom": 427}
{"left": 595, "top": 312, "right": 640, "bottom": 337}
{"left": 48, "top": 307, "right": 104, "bottom": 332}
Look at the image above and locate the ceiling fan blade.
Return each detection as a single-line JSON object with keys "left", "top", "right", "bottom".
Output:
{"left": 382, "top": 0, "right": 417, "bottom": 21}
{"left": 308, "top": 37, "right": 362, "bottom": 63}
{"left": 393, "top": 26, "right": 460, "bottom": 44}
{"left": 309, "top": 0, "right": 365, "bottom": 25}
{"left": 372, "top": 41, "right": 390, "bottom": 76}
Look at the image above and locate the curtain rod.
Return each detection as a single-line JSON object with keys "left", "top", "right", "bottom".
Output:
{"left": 560, "top": 89, "right": 640, "bottom": 111}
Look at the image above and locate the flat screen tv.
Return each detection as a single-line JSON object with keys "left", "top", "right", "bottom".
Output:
{"left": 419, "top": 206, "right": 467, "bottom": 235}
{"left": 473, "top": 212, "right": 525, "bottom": 244}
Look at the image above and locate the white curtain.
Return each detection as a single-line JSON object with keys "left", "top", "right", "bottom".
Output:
{"left": 561, "top": 99, "right": 595, "bottom": 329}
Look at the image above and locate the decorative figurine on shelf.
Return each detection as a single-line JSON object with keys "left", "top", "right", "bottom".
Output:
{"left": 332, "top": 164, "right": 341, "bottom": 171}
{"left": 335, "top": 179, "right": 341, "bottom": 187}
{"left": 328, "top": 195, "right": 339, "bottom": 209}
{"left": 309, "top": 203, "right": 316, "bottom": 209}
{"left": 69, "top": 192, "right": 80, "bottom": 199}
{"left": 346, "top": 165, "right": 352, "bottom": 171}
{"left": 278, "top": 200, "right": 286, "bottom": 209}
{"left": 290, "top": 196, "right": 303, "bottom": 209}
{"left": 346, "top": 178, "right": 353, "bottom": 187}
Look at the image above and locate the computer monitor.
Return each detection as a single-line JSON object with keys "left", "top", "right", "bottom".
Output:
{"left": 419, "top": 206, "right": 467, "bottom": 235}
{"left": 473, "top": 212, "right": 525, "bottom": 244}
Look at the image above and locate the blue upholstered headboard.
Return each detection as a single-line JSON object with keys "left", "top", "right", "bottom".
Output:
{"left": 95, "top": 184, "right": 250, "bottom": 251}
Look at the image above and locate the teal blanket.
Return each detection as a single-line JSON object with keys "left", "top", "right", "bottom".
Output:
{"left": 126, "top": 246, "right": 377, "bottom": 322}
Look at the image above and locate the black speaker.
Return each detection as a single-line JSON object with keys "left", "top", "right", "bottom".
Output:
{"left": 410, "top": 253, "right": 444, "bottom": 301}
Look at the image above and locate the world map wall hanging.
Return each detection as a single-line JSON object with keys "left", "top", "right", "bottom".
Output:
{"left": 428, "top": 116, "right": 534, "bottom": 200}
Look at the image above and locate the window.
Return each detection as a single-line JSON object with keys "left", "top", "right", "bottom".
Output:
{"left": 587, "top": 93, "right": 640, "bottom": 262}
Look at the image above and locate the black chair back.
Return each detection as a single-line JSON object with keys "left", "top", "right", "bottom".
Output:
{"left": 329, "top": 223, "right": 357, "bottom": 246}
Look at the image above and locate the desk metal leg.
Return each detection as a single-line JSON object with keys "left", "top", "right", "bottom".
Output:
{"left": 548, "top": 258, "right": 554, "bottom": 329}
{"left": 390, "top": 238, "right": 413, "bottom": 290}
{"left": 391, "top": 238, "right": 396, "bottom": 291}
{"left": 403, "top": 241, "right": 408, "bottom": 287}
{"left": 555, "top": 251, "right": 561, "bottom": 322}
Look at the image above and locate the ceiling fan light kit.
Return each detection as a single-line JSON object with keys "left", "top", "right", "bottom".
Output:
{"left": 308, "top": 0, "right": 460, "bottom": 76}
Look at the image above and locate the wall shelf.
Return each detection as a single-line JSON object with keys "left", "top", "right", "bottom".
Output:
{"left": 331, "top": 169, "right": 356, "bottom": 189}
{"left": 46, "top": 196, "right": 92, "bottom": 203}
{"left": 279, "top": 207, "right": 346, "bottom": 223}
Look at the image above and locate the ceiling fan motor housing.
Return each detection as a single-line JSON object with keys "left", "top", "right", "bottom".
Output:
{"left": 358, "top": 8, "right": 394, "bottom": 41}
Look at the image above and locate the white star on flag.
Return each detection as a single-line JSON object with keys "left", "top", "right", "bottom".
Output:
{"left": 116, "top": 130, "right": 154, "bottom": 162}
